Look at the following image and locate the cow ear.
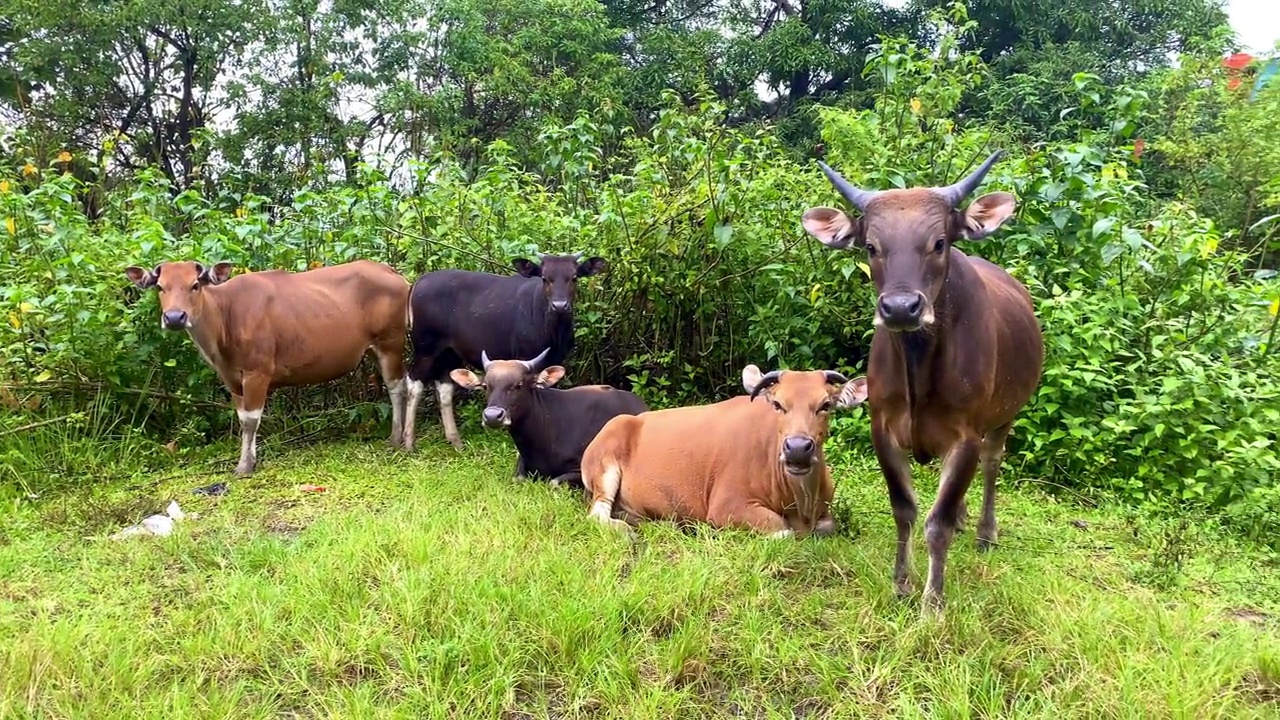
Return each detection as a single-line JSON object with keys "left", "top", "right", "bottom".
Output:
{"left": 513, "top": 258, "right": 541, "bottom": 278}
{"left": 835, "top": 376, "right": 868, "bottom": 409}
{"left": 125, "top": 266, "right": 157, "bottom": 289}
{"left": 802, "top": 207, "right": 862, "bottom": 249}
{"left": 576, "top": 257, "right": 606, "bottom": 277}
{"left": 450, "top": 368, "right": 482, "bottom": 390}
{"left": 961, "top": 192, "right": 1017, "bottom": 240}
{"left": 741, "top": 364, "right": 764, "bottom": 395}
{"left": 208, "top": 261, "right": 234, "bottom": 285}
{"left": 537, "top": 366, "right": 566, "bottom": 387}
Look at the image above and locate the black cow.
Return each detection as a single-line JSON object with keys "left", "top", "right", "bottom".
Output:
{"left": 402, "top": 252, "right": 606, "bottom": 451}
{"left": 449, "top": 348, "right": 649, "bottom": 486}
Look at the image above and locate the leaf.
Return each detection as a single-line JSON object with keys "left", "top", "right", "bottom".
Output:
{"left": 33, "top": 370, "right": 52, "bottom": 382}
{"left": 858, "top": 262, "right": 871, "bottom": 278}
{"left": 4, "top": 217, "right": 13, "bottom": 235}
{"left": 1101, "top": 242, "right": 1124, "bottom": 266}
{"left": 712, "top": 222, "right": 732, "bottom": 248}
{"left": 1091, "top": 217, "right": 1116, "bottom": 239}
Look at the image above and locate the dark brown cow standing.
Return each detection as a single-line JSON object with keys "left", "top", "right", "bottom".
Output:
{"left": 801, "top": 151, "right": 1044, "bottom": 616}
{"left": 124, "top": 260, "right": 410, "bottom": 477}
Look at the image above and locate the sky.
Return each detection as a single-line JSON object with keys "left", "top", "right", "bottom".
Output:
{"left": 1226, "top": 0, "right": 1277, "bottom": 53}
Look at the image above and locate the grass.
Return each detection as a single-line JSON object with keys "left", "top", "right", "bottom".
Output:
{"left": 2, "top": 426, "right": 1280, "bottom": 719}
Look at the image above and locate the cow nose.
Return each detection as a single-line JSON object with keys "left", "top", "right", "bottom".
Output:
{"left": 549, "top": 300, "right": 570, "bottom": 312}
{"left": 877, "top": 292, "right": 924, "bottom": 328}
{"left": 161, "top": 310, "right": 188, "bottom": 329}
{"left": 782, "top": 436, "right": 816, "bottom": 465}
{"left": 482, "top": 406, "right": 508, "bottom": 428}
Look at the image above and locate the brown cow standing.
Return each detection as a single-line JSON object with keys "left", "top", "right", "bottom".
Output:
{"left": 801, "top": 150, "right": 1044, "bottom": 615}
{"left": 124, "top": 260, "right": 410, "bottom": 477}
{"left": 582, "top": 365, "right": 867, "bottom": 536}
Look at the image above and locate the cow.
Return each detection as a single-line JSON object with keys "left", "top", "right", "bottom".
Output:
{"left": 402, "top": 252, "right": 606, "bottom": 452}
{"left": 581, "top": 365, "right": 868, "bottom": 537}
{"left": 123, "top": 259, "right": 411, "bottom": 477}
{"left": 448, "top": 347, "right": 649, "bottom": 486}
{"left": 800, "top": 150, "right": 1044, "bottom": 616}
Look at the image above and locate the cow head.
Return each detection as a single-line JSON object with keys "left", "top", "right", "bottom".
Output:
{"left": 801, "top": 151, "right": 1017, "bottom": 332}
{"left": 512, "top": 252, "right": 606, "bottom": 315}
{"left": 450, "top": 347, "right": 563, "bottom": 429}
{"left": 124, "top": 260, "right": 234, "bottom": 331}
{"left": 743, "top": 365, "right": 868, "bottom": 477}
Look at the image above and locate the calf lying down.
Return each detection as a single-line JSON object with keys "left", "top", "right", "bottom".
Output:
{"left": 581, "top": 365, "right": 867, "bottom": 537}
{"left": 450, "top": 348, "right": 649, "bottom": 486}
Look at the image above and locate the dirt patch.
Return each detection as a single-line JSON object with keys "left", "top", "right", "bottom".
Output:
{"left": 1226, "top": 607, "right": 1271, "bottom": 628}
{"left": 1238, "top": 670, "right": 1280, "bottom": 705}
{"left": 264, "top": 514, "right": 306, "bottom": 539}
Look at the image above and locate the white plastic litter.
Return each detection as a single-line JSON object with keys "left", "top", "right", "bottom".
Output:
{"left": 110, "top": 500, "right": 192, "bottom": 540}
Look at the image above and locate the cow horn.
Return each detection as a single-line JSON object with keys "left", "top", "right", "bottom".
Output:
{"left": 817, "top": 161, "right": 880, "bottom": 212}
{"left": 936, "top": 150, "right": 1004, "bottom": 207}
{"left": 481, "top": 350, "right": 493, "bottom": 370}
{"left": 749, "top": 370, "right": 784, "bottom": 401}
{"left": 823, "top": 370, "right": 849, "bottom": 385}
{"left": 570, "top": 251, "right": 583, "bottom": 261}
{"left": 521, "top": 347, "right": 551, "bottom": 372}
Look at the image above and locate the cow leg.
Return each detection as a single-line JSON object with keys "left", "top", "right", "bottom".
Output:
{"left": 234, "top": 374, "right": 269, "bottom": 477}
{"left": 585, "top": 459, "right": 632, "bottom": 533}
{"left": 373, "top": 344, "right": 407, "bottom": 450}
{"left": 709, "top": 500, "right": 789, "bottom": 537}
{"left": 923, "top": 436, "right": 981, "bottom": 616}
{"left": 813, "top": 514, "right": 837, "bottom": 537}
{"left": 436, "top": 381, "right": 463, "bottom": 450}
{"left": 872, "top": 423, "right": 918, "bottom": 597}
{"left": 513, "top": 451, "right": 528, "bottom": 480}
{"left": 977, "top": 422, "right": 1012, "bottom": 552}
{"left": 549, "top": 471, "right": 581, "bottom": 488}
{"left": 402, "top": 378, "right": 425, "bottom": 451}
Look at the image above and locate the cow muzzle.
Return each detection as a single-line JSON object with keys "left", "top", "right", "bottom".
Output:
{"left": 482, "top": 406, "right": 511, "bottom": 428}
{"left": 549, "top": 300, "right": 571, "bottom": 313}
{"left": 161, "top": 310, "right": 189, "bottom": 330}
{"left": 780, "top": 436, "right": 817, "bottom": 476}
{"left": 876, "top": 291, "right": 928, "bottom": 331}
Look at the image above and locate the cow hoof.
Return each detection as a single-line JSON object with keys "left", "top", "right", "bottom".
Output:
{"left": 813, "top": 517, "right": 837, "bottom": 537}
{"left": 447, "top": 439, "right": 464, "bottom": 451}
{"left": 894, "top": 577, "right": 914, "bottom": 598}
{"left": 920, "top": 594, "right": 945, "bottom": 621}
{"left": 233, "top": 465, "right": 255, "bottom": 478}
{"left": 976, "top": 531, "right": 998, "bottom": 552}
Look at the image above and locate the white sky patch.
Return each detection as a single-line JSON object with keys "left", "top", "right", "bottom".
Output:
{"left": 1226, "top": 0, "right": 1278, "bottom": 54}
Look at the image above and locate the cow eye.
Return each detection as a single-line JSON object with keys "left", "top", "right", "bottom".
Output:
{"left": 771, "top": 400, "right": 785, "bottom": 413}
{"left": 817, "top": 402, "right": 832, "bottom": 415}
{"left": 191, "top": 282, "right": 201, "bottom": 291}
{"left": 933, "top": 238, "right": 946, "bottom": 254}
{"left": 866, "top": 243, "right": 879, "bottom": 258}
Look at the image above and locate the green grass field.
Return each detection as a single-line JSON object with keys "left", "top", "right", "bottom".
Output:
{"left": 3, "top": 431, "right": 1279, "bottom": 719}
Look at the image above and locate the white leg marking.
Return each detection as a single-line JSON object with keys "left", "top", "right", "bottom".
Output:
{"left": 589, "top": 500, "right": 614, "bottom": 522}
{"left": 769, "top": 528, "right": 796, "bottom": 540}
{"left": 436, "top": 381, "right": 461, "bottom": 448}
{"left": 386, "top": 378, "right": 406, "bottom": 445}
{"left": 402, "top": 379, "right": 424, "bottom": 450}
{"left": 236, "top": 408, "right": 262, "bottom": 475}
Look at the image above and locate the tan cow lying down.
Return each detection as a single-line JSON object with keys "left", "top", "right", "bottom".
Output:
{"left": 125, "top": 259, "right": 410, "bottom": 477}
{"left": 581, "top": 365, "right": 868, "bottom": 537}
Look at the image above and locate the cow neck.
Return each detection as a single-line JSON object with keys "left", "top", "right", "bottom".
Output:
{"left": 772, "top": 452, "right": 826, "bottom": 530}
{"left": 186, "top": 288, "right": 229, "bottom": 370}
{"left": 509, "top": 388, "right": 557, "bottom": 458}
{"left": 887, "top": 272, "right": 958, "bottom": 416}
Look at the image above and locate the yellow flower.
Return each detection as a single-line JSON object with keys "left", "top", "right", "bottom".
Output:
{"left": 38, "top": 222, "right": 53, "bottom": 233}
{"left": 0, "top": 180, "right": 9, "bottom": 193}
{"left": 56, "top": 150, "right": 72, "bottom": 163}
{"left": 4, "top": 217, "right": 14, "bottom": 235}
{"left": 1270, "top": 298, "right": 1279, "bottom": 318}
{"left": 1200, "top": 236, "right": 1219, "bottom": 259}
{"left": 235, "top": 207, "right": 247, "bottom": 218}
{"left": 309, "top": 260, "right": 324, "bottom": 270}
{"left": 910, "top": 97, "right": 922, "bottom": 115}
{"left": 21, "top": 163, "right": 36, "bottom": 177}
{"left": 7, "top": 312, "right": 19, "bottom": 329}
